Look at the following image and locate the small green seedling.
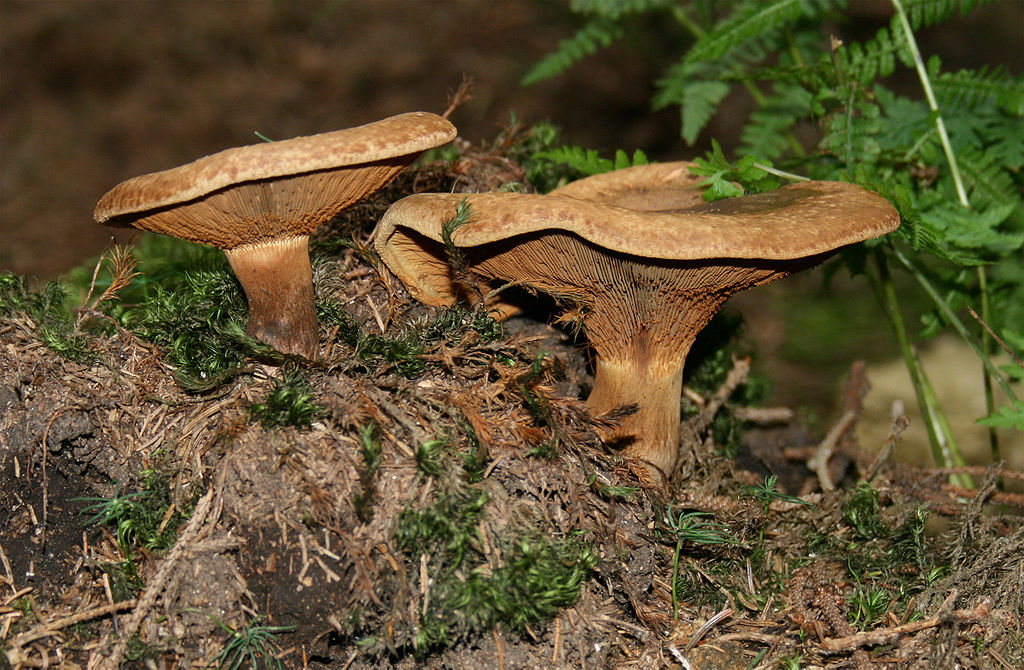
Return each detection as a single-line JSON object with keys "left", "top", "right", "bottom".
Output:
{"left": 743, "top": 475, "right": 814, "bottom": 514}
{"left": 656, "top": 505, "right": 741, "bottom": 621}
{"left": 248, "top": 369, "right": 324, "bottom": 429}
{"left": 187, "top": 611, "right": 293, "bottom": 670}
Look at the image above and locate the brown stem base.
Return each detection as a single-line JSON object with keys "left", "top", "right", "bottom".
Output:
{"left": 587, "top": 356, "right": 686, "bottom": 482}
{"left": 224, "top": 236, "right": 318, "bottom": 359}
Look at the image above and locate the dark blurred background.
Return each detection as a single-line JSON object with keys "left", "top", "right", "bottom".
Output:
{"left": 2, "top": 0, "right": 1021, "bottom": 279}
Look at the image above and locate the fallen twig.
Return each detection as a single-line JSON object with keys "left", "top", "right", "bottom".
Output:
{"left": 808, "top": 410, "right": 858, "bottom": 491}
{"left": 865, "top": 401, "right": 910, "bottom": 482}
{"left": 93, "top": 487, "right": 216, "bottom": 670}
{"left": 7, "top": 599, "right": 136, "bottom": 649}
{"left": 819, "top": 595, "right": 991, "bottom": 653}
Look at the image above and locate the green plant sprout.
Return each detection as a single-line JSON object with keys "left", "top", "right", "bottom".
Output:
{"left": 74, "top": 485, "right": 147, "bottom": 552}
{"left": 74, "top": 470, "right": 194, "bottom": 553}
{"left": 188, "top": 611, "right": 293, "bottom": 670}
{"left": 847, "top": 581, "right": 892, "bottom": 630}
{"left": 524, "top": 0, "right": 1024, "bottom": 475}
{"left": 743, "top": 475, "right": 814, "bottom": 514}
{"left": 587, "top": 473, "right": 639, "bottom": 502}
{"left": 415, "top": 438, "right": 448, "bottom": 478}
{"left": 656, "top": 505, "right": 741, "bottom": 621}
{"left": 353, "top": 422, "right": 382, "bottom": 522}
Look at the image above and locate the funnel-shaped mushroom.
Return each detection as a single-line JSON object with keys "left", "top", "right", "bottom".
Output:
{"left": 94, "top": 112, "right": 457, "bottom": 358}
{"left": 374, "top": 162, "right": 899, "bottom": 480}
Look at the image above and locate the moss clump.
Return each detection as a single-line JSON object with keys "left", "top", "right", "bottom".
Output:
{"left": 0, "top": 272, "right": 98, "bottom": 363}
{"left": 321, "top": 303, "right": 504, "bottom": 377}
{"left": 127, "top": 261, "right": 251, "bottom": 388}
{"left": 394, "top": 480, "right": 596, "bottom": 656}
{"left": 248, "top": 369, "right": 324, "bottom": 429}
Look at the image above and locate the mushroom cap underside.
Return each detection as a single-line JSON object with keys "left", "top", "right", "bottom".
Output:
{"left": 379, "top": 224, "right": 835, "bottom": 314}
{"left": 98, "top": 159, "right": 413, "bottom": 249}
{"left": 93, "top": 111, "right": 457, "bottom": 227}
{"left": 375, "top": 175, "right": 900, "bottom": 263}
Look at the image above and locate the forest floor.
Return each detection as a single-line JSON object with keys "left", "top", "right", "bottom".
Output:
{"left": 2, "top": 140, "right": 1022, "bottom": 670}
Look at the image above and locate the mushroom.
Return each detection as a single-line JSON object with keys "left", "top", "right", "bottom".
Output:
{"left": 94, "top": 111, "right": 457, "bottom": 358}
{"left": 374, "top": 162, "right": 899, "bottom": 481}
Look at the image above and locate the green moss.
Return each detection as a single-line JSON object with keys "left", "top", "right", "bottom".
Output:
{"left": 75, "top": 460, "right": 195, "bottom": 554}
{"left": 842, "top": 482, "right": 888, "bottom": 541}
{"left": 0, "top": 272, "right": 99, "bottom": 363}
{"left": 353, "top": 423, "right": 382, "bottom": 522}
{"left": 322, "top": 303, "right": 504, "bottom": 377}
{"left": 394, "top": 481, "right": 596, "bottom": 656}
{"left": 248, "top": 369, "right": 324, "bottom": 429}
{"left": 127, "top": 262, "right": 251, "bottom": 388}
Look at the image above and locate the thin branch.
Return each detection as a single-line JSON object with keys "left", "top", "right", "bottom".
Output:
{"left": 8, "top": 599, "right": 137, "bottom": 648}
{"left": 890, "top": 0, "right": 968, "bottom": 207}
{"left": 968, "top": 306, "right": 1024, "bottom": 370}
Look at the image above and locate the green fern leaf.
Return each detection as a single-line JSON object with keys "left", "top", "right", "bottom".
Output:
{"left": 569, "top": 0, "right": 670, "bottom": 20}
{"left": 932, "top": 63, "right": 1024, "bottom": 113}
{"left": 976, "top": 401, "right": 1024, "bottom": 431}
{"left": 836, "top": 26, "right": 908, "bottom": 87}
{"left": 681, "top": 80, "right": 731, "bottom": 145}
{"left": 903, "top": 0, "right": 998, "bottom": 30}
{"left": 738, "top": 82, "right": 813, "bottom": 158}
{"left": 922, "top": 201, "right": 1024, "bottom": 256}
{"left": 684, "top": 0, "right": 803, "bottom": 69}
{"left": 521, "top": 18, "right": 624, "bottom": 86}
{"left": 689, "top": 140, "right": 781, "bottom": 201}
{"left": 956, "top": 147, "right": 1021, "bottom": 211}
{"left": 533, "top": 145, "right": 649, "bottom": 176}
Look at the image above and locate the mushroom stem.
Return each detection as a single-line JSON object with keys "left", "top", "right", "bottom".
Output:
{"left": 224, "top": 236, "right": 318, "bottom": 358}
{"left": 587, "top": 351, "right": 689, "bottom": 481}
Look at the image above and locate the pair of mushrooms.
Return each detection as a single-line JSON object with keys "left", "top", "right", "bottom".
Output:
{"left": 95, "top": 115, "right": 898, "bottom": 481}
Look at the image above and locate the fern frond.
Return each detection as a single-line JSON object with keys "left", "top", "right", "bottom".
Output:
{"left": 738, "top": 82, "right": 813, "bottom": 158}
{"left": 976, "top": 401, "right": 1024, "bottom": 431}
{"left": 834, "top": 26, "right": 908, "bottom": 87}
{"left": 569, "top": 0, "right": 670, "bottom": 20}
{"left": 533, "top": 146, "right": 648, "bottom": 176}
{"left": 680, "top": 80, "right": 731, "bottom": 146}
{"left": 683, "top": 0, "right": 803, "bottom": 69}
{"left": 955, "top": 147, "right": 1022, "bottom": 212}
{"left": 902, "top": 0, "right": 999, "bottom": 30}
{"left": 932, "top": 63, "right": 1024, "bottom": 114}
{"left": 922, "top": 200, "right": 1023, "bottom": 257}
{"left": 521, "top": 18, "right": 624, "bottom": 86}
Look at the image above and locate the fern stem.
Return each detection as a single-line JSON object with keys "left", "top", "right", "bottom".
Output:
{"left": 976, "top": 266, "right": 1000, "bottom": 462}
{"left": 784, "top": 28, "right": 805, "bottom": 68}
{"left": 890, "top": 246, "right": 1018, "bottom": 403}
{"left": 752, "top": 162, "right": 809, "bottom": 182}
{"left": 669, "top": 4, "right": 704, "bottom": 39}
{"left": 871, "top": 248, "right": 970, "bottom": 486}
{"left": 890, "top": 0, "right": 969, "bottom": 208}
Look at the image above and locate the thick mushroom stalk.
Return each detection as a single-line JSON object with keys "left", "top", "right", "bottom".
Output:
{"left": 374, "top": 163, "right": 900, "bottom": 482}
{"left": 468, "top": 232, "right": 810, "bottom": 478}
{"left": 93, "top": 111, "right": 458, "bottom": 360}
{"left": 224, "top": 236, "right": 317, "bottom": 358}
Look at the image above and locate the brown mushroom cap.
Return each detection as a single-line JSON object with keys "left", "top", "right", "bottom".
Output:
{"left": 94, "top": 111, "right": 457, "bottom": 249}
{"left": 379, "top": 172, "right": 897, "bottom": 262}
{"left": 375, "top": 161, "right": 900, "bottom": 482}
{"left": 94, "top": 111, "right": 457, "bottom": 358}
